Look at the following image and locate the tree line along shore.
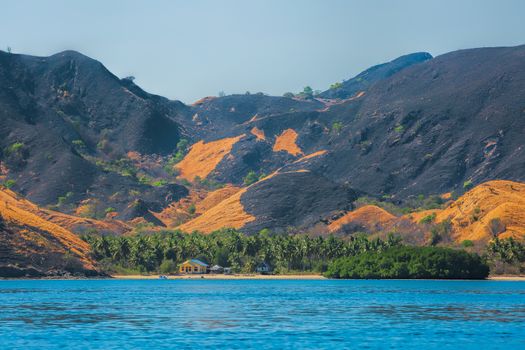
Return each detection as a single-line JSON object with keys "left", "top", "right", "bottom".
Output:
{"left": 83, "top": 229, "right": 525, "bottom": 279}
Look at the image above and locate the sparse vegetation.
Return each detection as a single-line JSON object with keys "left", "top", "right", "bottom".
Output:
{"left": 3, "top": 179, "right": 16, "bottom": 189}
{"left": 283, "top": 92, "right": 294, "bottom": 98}
{"left": 6, "top": 142, "right": 25, "bottom": 155}
{"left": 394, "top": 124, "right": 404, "bottom": 133}
{"left": 193, "top": 176, "right": 224, "bottom": 190}
{"left": 94, "top": 158, "right": 137, "bottom": 178}
{"left": 57, "top": 192, "right": 74, "bottom": 207}
{"left": 428, "top": 219, "right": 452, "bottom": 246}
{"left": 330, "top": 82, "right": 343, "bottom": 90}
{"left": 72, "top": 139, "right": 86, "bottom": 148}
{"left": 461, "top": 240, "right": 474, "bottom": 248}
{"left": 151, "top": 179, "right": 168, "bottom": 187}
{"left": 188, "top": 203, "right": 196, "bottom": 215}
{"left": 297, "top": 86, "right": 314, "bottom": 100}
{"left": 355, "top": 194, "right": 444, "bottom": 217}
{"left": 463, "top": 180, "right": 473, "bottom": 191}
{"left": 419, "top": 212, "right": 436, "bottom": 224}
{"left": 488, "top": 217, "right": 505, "bottom": 237}
{"left": 168, "top": 138, "right": 189, "bottom": 166}
{"left": 332, "top": 121, "right": 343, "bottom": 134}
{"left": 97, "top": 139, "right": 109, "bottom": 152}
{"left": 105, "top": 207, "right": 116, "bottom": 214}
{"left": 243, "top": 170, "right": 259, "bottom": 186}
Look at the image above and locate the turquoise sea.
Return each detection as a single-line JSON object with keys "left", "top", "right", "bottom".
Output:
{"left": 0, "top": 279, "right": 524, "bottom": 349}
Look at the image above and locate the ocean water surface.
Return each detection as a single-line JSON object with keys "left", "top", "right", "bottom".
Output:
{"left": 0, "top": 279, "right": 524, "bottom": 349}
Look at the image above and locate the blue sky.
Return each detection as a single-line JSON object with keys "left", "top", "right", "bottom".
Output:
{"left": 2, "top": 0, "right": 525, "bottom": 103}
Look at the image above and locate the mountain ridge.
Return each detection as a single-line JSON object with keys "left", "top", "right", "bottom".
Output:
{"left": 1, "top": 44, "right": 525, "bottom": 245}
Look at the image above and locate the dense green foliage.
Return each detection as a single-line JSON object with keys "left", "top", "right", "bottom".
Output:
{"left": 325, "top": 246, "right": 489, "bottom": 279}
{"left": 84, "top": 230, "right": 402, "bottom": 274}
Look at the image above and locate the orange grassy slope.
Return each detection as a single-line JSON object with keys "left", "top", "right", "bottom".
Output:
{"left": 177, "top": 188, "right": 255, "bottom": 233}
{"left": 406, "top": 180, "right": 525, "bottom": 242}
{"left": 176, "top": 135, "right": 245, "bottom": 181}
{"left": 273, "top": 129, "right": 303, "bottom": 156}
{"left": 328, "top": 205, "right": 397, "bottom": 232}
{"left": 0, "top": 189, "right": 129, "bottom": 235}
{"left": 195, "top": 185, "right": 242, "bottom": 214}
{"left": 293, "top": 150, "right": 327, "bottom": 163}
{"left": 153, "top": 186, "right": 242, "bottom": 227}
{"left": 0, "top": 188, "right": 96, "bottom": 270}
{"left": 435, "top": 180, "right": 525, "bottom": 242}
{"left": 250, "top": 127, "right": 266, "bottom": 141}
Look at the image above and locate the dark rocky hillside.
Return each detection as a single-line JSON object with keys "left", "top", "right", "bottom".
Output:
{"left": 318, "top": 52, "right": 432, "bottom": 99}
{"left": 240, "top": 171, "right": 358, "bottom": 233}
{"left": 317, "top": 45, "right": 525, "bottom": 196}
{"left": 190, "top": 45, "right": 525, "bottom": 199}
{"left": 0, "top": 50, "right": 188, "bottom": 216}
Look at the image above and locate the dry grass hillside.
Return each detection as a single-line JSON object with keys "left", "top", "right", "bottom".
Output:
{"left": 177, "top": 188, "right": 255, "bottom": 233}
{"left": 0, "top": 188, "right": 99, "bottom": 276}
{"left": 250, "top": 127, "right": 266, "bottom": 141}
{"left": 273, "top": 129, "right": 303, "bottom": 156}
{"left": 328, "top": 181, "right": 525, "bottom": 244}
{"left": 431, "top": 180, "right": 525, "bottom": 242}
{"left": 153, "top": 186, "right": 242, "bottom": 228}
{"left": 329, "top": 205, "right": 397, "bottom": 233}
{"left": 176, "top": 135, "right": 245, "bottom": 181}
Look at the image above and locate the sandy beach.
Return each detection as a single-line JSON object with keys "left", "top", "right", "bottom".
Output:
{"left": 112, "top": 274, "right": 326, "bottom": 280}
{"left": 110, "top": 274, "right": 525, "bottom": 281}
{"left": 487, "top": 275, "right": 525, "bottom": 281}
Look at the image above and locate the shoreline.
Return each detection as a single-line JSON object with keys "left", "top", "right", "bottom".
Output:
{"left": 2, "top": 275, "right": 525, "bottom": 281}
{"left": 112, "top": 273, "right": 327, "bottom": 280}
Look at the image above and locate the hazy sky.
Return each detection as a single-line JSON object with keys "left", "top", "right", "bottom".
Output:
{"left": 2, "top": 0, "right": 525, "bottom": 103}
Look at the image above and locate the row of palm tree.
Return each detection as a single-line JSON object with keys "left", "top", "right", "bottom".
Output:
{"left": 84, "top": 229, "right": 402, "bottom": 273}
{"left": 487, "top": 237, "right": 525, "bottom": 264}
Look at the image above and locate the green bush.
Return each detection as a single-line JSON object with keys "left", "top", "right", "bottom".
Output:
{"left": 463, "top": 180, "right": 473, "bottom": 191}
{"left": 3, "top": 179, "right": 16, "bottom": 189}
{"left": 330, "top": 82, "right": 343, "bottom": 90}
{"left": 159, "top": 259, "right": 178, "bottom": 274}
{"left": 297, "top": 86, "right": 313, "bottom": 99}
{"left": 105, "top": 207, "right": 116, "bottom": 214}
{"left": 243, "top": 170, "right": 259, "bottom": 186}
{"left": 325, "top": 246, "right": 489, "bottom": 279}
{"left": 461, "top": 240, "right": 474, "bottom": 248}
{"left": 6, "top": 142, "right": 24, "bottom": 154}
{"left": 72, "top": 139, "right": 85, "bottom": 148}
{"left": 332, "top": 121, "right": 343, "bottom": 134}
{"left": 419, "top": 213, "right": 436, "bottom": 224}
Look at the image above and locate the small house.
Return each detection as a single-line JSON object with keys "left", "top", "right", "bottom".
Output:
{"left": 179, "top": 259, "right": 209, "bottom": 274}
{"left": 256, "top": 261, "right": 271, "bottom": 274}
{"left": 209, "top": 265, "right": 224, "bottom": 274}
